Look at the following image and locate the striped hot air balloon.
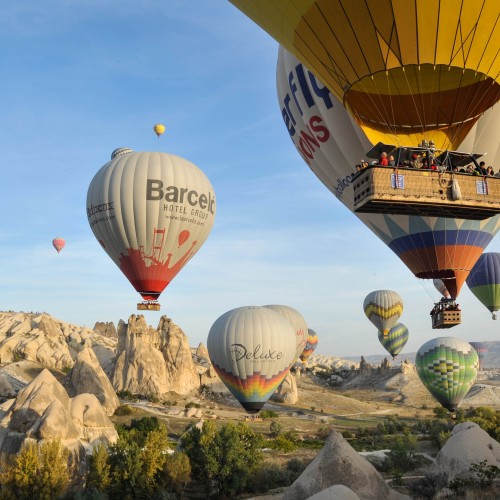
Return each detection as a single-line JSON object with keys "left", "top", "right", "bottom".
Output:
{"left": 466, "top": 253, "right": 500, "bottom": 320}
{"left": 276, "top": 47, "right": 500, "bottom": 300}
{"left": 207, "top": 306, "right": 296, "bottom": 414}
{"left": 378, "top": 323, "right": 408, "bottom": 360}
{"left": 469, "top": 342, "right": 488, "bottom": 370}
{"left": 299, "top": 328, "right": 319, "bottom": 363}
{"left": 415, "top": 337, "right": 479, "bottom": 412}
{"left": 364, "top": 290, "right": 403, "bottom": 336}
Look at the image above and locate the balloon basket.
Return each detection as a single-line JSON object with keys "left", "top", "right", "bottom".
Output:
{"left": 137, "top": 302, "right": 160, "bottom": 311}
{"left": 431, "top": 307, "right": 461, "bottom": 329}
{"left": 353, "top": 165, "right": 500, "bottom": 220}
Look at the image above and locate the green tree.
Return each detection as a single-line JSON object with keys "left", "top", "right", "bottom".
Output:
{"left": 163, "top": 452, "right": 191, "bottom": 496}
{"left": 181, "top": 420, "right": 263, "bottom": 498}
{"left": 86, "top": 443, "right": 111, "bottom": 492}
{"left": 1, "top": 440, "right": 70, "bottom": 500}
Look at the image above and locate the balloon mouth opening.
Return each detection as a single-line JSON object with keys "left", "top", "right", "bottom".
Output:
{"left": 139, "top": 292, "right": 161, "bottom": 301}
{"left": 241, "top": 402, "right": 265, "bottom": 414}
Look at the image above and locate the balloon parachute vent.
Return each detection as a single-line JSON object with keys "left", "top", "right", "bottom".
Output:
{"left": 111, "top": 147, "right": 133, "bottom": 160}
{"left": 137, "top": 302, "right": 160, "bottom": 311}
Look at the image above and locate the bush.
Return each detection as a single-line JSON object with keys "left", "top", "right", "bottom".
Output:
{"left": 260, "top": 410, "right": 279, "bottom": 419}
{"left": 270, "top": 420, "right": 283, "bottom": 437}
{"left": 113, "top": 404, "right": 133, "bottom": 416}
{"left": 408, "top": 472, "right": 449, "bottom": 498}
{"left": 116, "top": 390, "right": 138, "bottom": 402}
{"left": 448, "top": 460, "right": 500, "bottom": 495}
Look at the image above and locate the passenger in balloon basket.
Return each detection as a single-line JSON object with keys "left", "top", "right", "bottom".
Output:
{"left": 379, "top": 151, "right": 389, "bottom": 166}
{"left": 388, "top": 155, "right": 396, "bottom": 166}
{"left": 430, "top": 297, "right": 460, "bottom": 316}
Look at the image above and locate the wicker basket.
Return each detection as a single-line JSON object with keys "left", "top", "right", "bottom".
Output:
{"left": 431, "top": 309, "right": 462, "bottom": 329}
{"left": 353, "top": 167, "right": 500, "bottom": 219}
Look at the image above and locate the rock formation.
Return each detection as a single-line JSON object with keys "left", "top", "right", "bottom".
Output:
{"left": 0, "top": 369, "right": 117, "bottom": 458}
{"left": 435, "top": 421, "right": 500, "bottom": 481}
{"left": 67, "top": 346, "right": 119, "bottom": 415}
{"left": 112, "top": 315, "right": 199, "bottom": 396}
{"left": 93, "top": 321, "right": 117, "bottom": 338}
{"left": 271, "top": 372, "right": 298, "bottom": 404}
{"left": 308, "top": 485, "right": 361, "bottom": 500}
{"left": 358, "top": 356, "right": 372, "bottom": 377}
{"left": 283, "top": 430, "right": 408, "bottom": 500}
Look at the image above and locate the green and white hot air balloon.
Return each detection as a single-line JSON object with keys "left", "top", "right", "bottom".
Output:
{"left": 207, "top": 306, "right": 296, "bottom": 414}
{"left": 378, "top": 323, "right": 408, "bottom": 360}
{"left": 415, "top": 337, "right": 479, "bottom": 412}
{"left": 363, "top": 290, "right": 403, "bottom": 336}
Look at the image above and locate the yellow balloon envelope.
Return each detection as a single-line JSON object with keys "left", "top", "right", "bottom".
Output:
{"left": 153, "top": 123, "right": 165, "bottom": 138}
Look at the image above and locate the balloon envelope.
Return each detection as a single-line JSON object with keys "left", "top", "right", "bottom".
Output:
{"left": 364, "top": 290, "right": 403, "bottom": 336}
{"left": 469, "top": 342, "right": 488, "bottom": 370}
{"left": 276, "top": 47, "right": 500, "bottom": 299}
{"left": 234, "top": 0, "right": 500, "bottom": 150}
{"left": 207, "top": 306, "right": 296, "bottom": 413}
{"left": 300, "top": 328, "right": 319, "bottom": 363}
{"left": 52, "top": 237, "right": 65, "bottom": 253}
{"left": 262, "top": 305, "right": 307, "bottom": 360}
{"left": 466, "top": 253, "right": 500, "bottom": 319}
{"left": 415, "top": 337, "right": 479, "bottom": 411}
{"left": 378, "top": 323, "right": 408, "bottom": 360}
{"left": 86, "top": 149, "right": 216, "bottom": 303}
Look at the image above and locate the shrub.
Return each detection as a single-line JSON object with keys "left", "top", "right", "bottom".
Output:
{"left": 448, "top": 460, "right": 500, "bottom": 495}
{"left": 113, "top": 404, "right": 133, "bottom": 416}
{"left": 408, "top": 472, "right": 449, "bottom": 498}
{"left": 260, "top": 410, "right": 279, "bottom": 419}
{"left": 270, "top": 420, "right": 283, "bottom": 437}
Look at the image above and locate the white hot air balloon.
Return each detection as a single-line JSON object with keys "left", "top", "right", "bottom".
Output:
{"left": 363, "top": 290, "right": 403, "bottom": 336}
{"left": 262, "top": 304, "right": 308, "bottom": 360}
{"left": 433, "top": 279, "right": 452, "bottom": 299}
{"left": 86, "top": 148, "right": 216, "bottom": 309}
{"left": 207, "top": 306, "right": 296, "bottom": 413}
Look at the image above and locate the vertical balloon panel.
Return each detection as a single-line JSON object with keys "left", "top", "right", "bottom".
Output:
{"left": 207, "top": 307, "right": 296, "bottom": 413}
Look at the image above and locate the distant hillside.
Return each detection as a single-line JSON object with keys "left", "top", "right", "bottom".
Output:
{"left": 342, "top": 341, "right": 500, "bottom": 368}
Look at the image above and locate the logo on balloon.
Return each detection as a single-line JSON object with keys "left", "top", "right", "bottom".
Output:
{"left": 230, "top": 343, "right": 284, "bottom": 363}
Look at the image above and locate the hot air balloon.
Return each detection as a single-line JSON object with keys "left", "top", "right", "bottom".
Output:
{"left": 153, "top": 123, "right": 165, "bottom": 138}
{"left": 262, "top": 305, "right": 307, "bottom": 361}
{"left": 469, "top": 342, "right": 488, "bottom": 370}
{"left": 415, "top": 337, "right": 479, "bottom": 412}
{"left": 433, "top": 279, "right": 451, "bottom": 299}
{"left": 364, "top": 290, "right": 403, "bottom": 336}
{"left": 466, "top": 253, "right": 500, "bottom": 319}
{"left": 232, "top": 0, "right": 500, "bottom": 151}
{"left": 276, "top": 47, "right": 500, "bottom": 301}
{"left": 378, "top": 323, "right": 408, "bottom": 360}
{"left": 299, "top": 328, "right": 318, "bottom": 363}
{"left": 52, "top": 237, "right": 65, "bottom": 253}
{"left": 207, "top": 306, "right": 296, "bottom": 413}
{"left": 86, "top": 148, "right": 216, "bottom": 310}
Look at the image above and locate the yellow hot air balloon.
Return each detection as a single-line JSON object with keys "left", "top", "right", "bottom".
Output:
{"left": 230, "top": 0, "right": 500, "bottom": 150}
{"left": 153, "top": 123, "right": 165, "bottom": 138}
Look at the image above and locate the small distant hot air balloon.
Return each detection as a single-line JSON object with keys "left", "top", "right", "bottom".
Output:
{"left": 378, "top": 323, "right": 408, "bottom": 360}
{"left": 299, "top": 329, "right": 318, "bottom": 363}
{"left": 262, "top": 305, "right": 307, "bottom": 361}
{"left": 207, "top": 306, "right": 296, "bottom": 414}
{"left": 52, "top": 238, "right": 65, "bottom": 253}
{"left": 153, "top": 123, "right": 165, "bottom": 138}
{"left": 86, "top": 148, "right": 216, "bottom": 310}
{"left": 469, "top": 341, "right": 488, "bottom": 370}
{"left": 466, "top": 253, "right": 500, "bottom": 320}
{"left": 363, "top": 290, "right": 403, "bottom": 337}
{"left": 433, "top": 279, "right": 451, "bottom": 299}
{"left": 415, "top": 337, "right": 479, "bottom": 412}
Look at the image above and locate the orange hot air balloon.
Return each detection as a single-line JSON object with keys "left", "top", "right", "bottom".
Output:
{"left": 52, "top": 238, "right": 65, "bottom": 253}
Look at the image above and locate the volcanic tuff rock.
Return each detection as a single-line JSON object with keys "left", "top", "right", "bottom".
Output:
{"left": 0, "top": 312, "right": 117, "bottom": 371}
{"left": 308, "top": 485, "right": 361, "bottom": 500}
{"left": 112, "top": 314, "right": 199, "bottom": 396}
{"left": 271, "top": 371, "right": 298, "bottom": 404}
{"left": 435, "top": 421, "right": 500, "bottom": 481}
{"left": 67, "top": 346, "right": 119, "bottom": 415}
{"left": 283, "top": 430, "right": 409, "bottom": 500}
{"left": 93, "top": 321, "right": 117, "bottom": 338}
{"left": 0, "top": 369, "right": 117, "bottom": 458}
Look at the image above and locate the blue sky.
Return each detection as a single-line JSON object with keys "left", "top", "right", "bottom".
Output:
{"left": 1, "top": 1, "right": 499, "bottom": 357}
